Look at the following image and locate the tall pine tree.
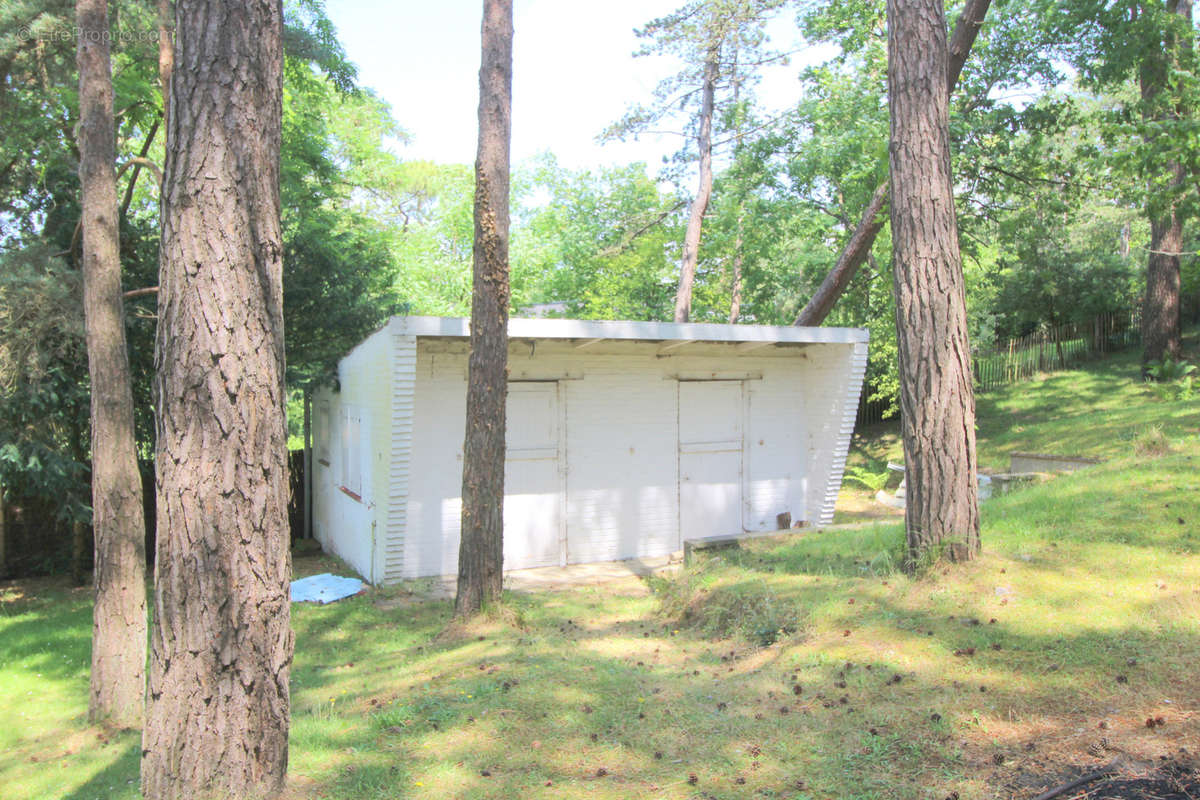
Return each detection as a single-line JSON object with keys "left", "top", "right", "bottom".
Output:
{"left": 76, "top": 0, "right": 148, "bottom": 729}
{"left": 887, "top": 0, "right": 981, "bottom": 567}
{"left": 455, "top": 0, "right": 514, "bottom": 617}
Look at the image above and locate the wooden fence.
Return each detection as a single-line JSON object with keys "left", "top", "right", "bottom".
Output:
{"left": 972, "top": 309, "right": 1141, "bottom": 391}
{"left": 855, "top": 309, "right": 1141, "bottom": 427}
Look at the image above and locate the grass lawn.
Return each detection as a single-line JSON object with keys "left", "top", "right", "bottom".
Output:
{"left": 2, "top": 342, "right": 1198, "bottom": 800}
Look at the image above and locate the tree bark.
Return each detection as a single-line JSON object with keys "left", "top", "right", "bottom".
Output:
{"left": 729, "top": 211, "right": 744, "bottom": 324}
{"left": 1142, "top": 211, "right": 1183, "bottom": 364}
{"left": 794, "top": 182, "right": 889, "bottom": 325}
{"left": 0, "top": 484, "right": 6, "bottom": 580}
{"left": 158, "top": 0, "right": 174, "bottom": 113}
{"left": 72, "top": 519, "right": 88, "bottom": 586}
{"left": 76, "top": 0, "right": 149, "bottom": 729}
{"left": 1139, "top": 0, "right": 1190, "bottom": 366}
{"left": 141, "top": 0, "right": 292, "bottom": 796}
{"left": 887, "top": 0, "right": 981, "bottom": 567}
{"left": 794, "top": 0, "right": 991, "bottom": 327}
{"left": 674, "top": 49, "right": 718, "bottom": 323}
{"left": 455, "top": 0, "right": 513, "bottom": 618}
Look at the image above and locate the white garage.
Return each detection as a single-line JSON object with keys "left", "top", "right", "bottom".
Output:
{"left": 310, "top": 316, "right": 868, "bottom": 585}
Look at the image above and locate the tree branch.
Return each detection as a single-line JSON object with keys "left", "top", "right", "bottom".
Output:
{"left": 794, "top": 182, "right": 889, "bottom": 325}
{"left": 794, "top": 0, "right": 992, "bottom": 327}
{"left": 980, "top": 162, "right": 1108, "bottom": 192}
{"left": 119, "top": 119, "right": 161, "bottom": 218}
{"left": 116, "top": 156, "right": 163, "bottom": 186}
{"left": 598, "top": 200, "right": 687, "bottom": 258}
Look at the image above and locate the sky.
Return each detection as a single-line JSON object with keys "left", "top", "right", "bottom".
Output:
{"left": 324, "top": 0, "right": 813, "bottom": 171}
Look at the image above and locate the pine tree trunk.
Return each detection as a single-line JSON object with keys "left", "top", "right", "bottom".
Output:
{"left": 157, "top": 0, "right": 174, "bottom": 112}
{"left": 674, "top": 50, "right": 718, "bottom": 324}
{"left": 72, "top": 519, "right": 88, "bottom": 586}
{"left": 887, "top": 0, "right": 980, "bottom": 567}
{"left": 141, "top": 1, "right": 292, "bottom": 796}
{"left": 1142, "top": 210, "right": 1183, "bottom": 364}
{"left": 1138, "top": 0, "right": 1190, "bottom": 366}
{"left": 794, "top": 0, "right": 991, "bottom": 327}
{"left": 455, "top": 0, "right": 513, "bottom": 618}
{"left": 76, "top": 0, "right": 148, "bottom": 729}
{"left": 0, "top": 485, "right": 6, "bottom": 580}
{"left": 729, "top": 224, "right": 743, "bottom": 324}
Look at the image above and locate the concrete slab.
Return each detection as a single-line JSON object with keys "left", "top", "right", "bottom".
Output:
{"left": 1009, "top": 452, "right": 1103, "bottom": 473}
{"left": 386, "top": 554, "right": 684, "bottom": 602}
{"left": 504, "top": 555, "right": 680, "bottom": 595}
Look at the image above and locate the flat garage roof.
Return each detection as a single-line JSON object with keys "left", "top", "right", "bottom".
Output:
{"left": 385, "top": 315, "right": 869, "bottom": 347}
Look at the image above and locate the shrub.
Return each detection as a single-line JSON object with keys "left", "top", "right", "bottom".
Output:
{"left": 1144, "top": 355, "right": 1197, "bottom": 401}
{"left": 651, "top": 560, "right": 808, "bottom": 647}
{"left": 1132, "top": 424, "right": 1172, "bottom": 457}
{"left": 843, "top": 465, "right": 890, "bottom": 493}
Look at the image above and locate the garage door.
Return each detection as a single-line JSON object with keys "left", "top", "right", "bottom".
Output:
{"left": 679, "top": 381, "right": 744, "bottom": 541}
{"left": 504, "top": 382, "right": 564, "bottom": 569}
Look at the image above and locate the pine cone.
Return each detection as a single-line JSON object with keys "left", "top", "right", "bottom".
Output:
{"left": 1086, "top": 740, "right": 1105, "bottom": 758}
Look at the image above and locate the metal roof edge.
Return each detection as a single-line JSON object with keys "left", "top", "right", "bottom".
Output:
{"left": 384, "top": 315, "right": 868, "bottom": 345}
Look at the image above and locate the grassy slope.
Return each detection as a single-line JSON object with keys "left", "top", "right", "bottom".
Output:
{"left": 1, "top": 345, "right": 1198, "bottom": 800}
{"left": 850, "top": 336, "right": 1200, "bottom": 473}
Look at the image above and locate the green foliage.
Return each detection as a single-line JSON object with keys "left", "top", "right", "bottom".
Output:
{"left": 965, "top": 95, "right": 1144, "bottom": 342}
{"left": 0, "top": 248, "right": 91, "bottom": 527}
{"left": 517, "top": 156, "right": 682, "bottom": 320}
{"left": 390, "top": 163, "right": 477, "bottom": 315}
{"left": 842, "top": 464, "right": 889, "bottom": 493}
{"left": 283, "top": 0, "right": 359, "bottom": 92}
{"left": 1144, "top": 354, "right": 1197, "bottom": 401}
{"left": 603, "top": 0, "right": 786, "bottom": 171}
{"left": 0, "top": 0, "right": 408, "bottom": 562}
{"left": 1043, "top": 0, "right": 1200, "bottom": 222}
{"left": 1144, "top": 353, "right": 1197, "bottom": 382}
{"left": 279, "top": 64, "right": 405, "bottom": 383}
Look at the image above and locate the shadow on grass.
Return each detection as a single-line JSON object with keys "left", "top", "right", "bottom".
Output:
{"left": 0, "top": 589, "right": 93, "bottom": 681}
{"left": 61, "top": 740, "right": 140, "bottom": 800}
{"left": 9, "top": 527, "right": 1197, "bottom": 800}
{"left": 283, "top": 576, "right": 1200, "bottom": 800}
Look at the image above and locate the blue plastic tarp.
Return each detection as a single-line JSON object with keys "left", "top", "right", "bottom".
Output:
{"left": 290, "top": 573, "right": 364, "bottom": 604}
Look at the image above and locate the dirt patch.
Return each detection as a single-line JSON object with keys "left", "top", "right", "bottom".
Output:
{"left": 833, "top": 487, "right": 905, "bottom": 523}
{"left": 1094, "top": 763, "right": 1200, "bottom": 799}
{"left": 1002, "top": 757, "right": 1199, "bottom": 800}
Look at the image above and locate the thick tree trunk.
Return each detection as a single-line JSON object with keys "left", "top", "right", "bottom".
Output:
{"left": 455, "top": 0, "right": 513, "bottom": 618}
{"left": 1138, "top": 0, "right": 1190, "bottom": 366}
{"left": 1143, "top": 211, "right": 1183, "bottom": 364}
{"left": 76, "top": 0, "right": 148, "bottom": 729}
{"left": 887, "top": 0, "right": 980, "bottom": 567}
{"left": 674, "top": 50, "right": 718, "bottom": 323}
{"left": 794, "top": 0, "right": 991, "bottom": 327}
{"left": 141, "top": 1, "right": 292, "bottom": 797}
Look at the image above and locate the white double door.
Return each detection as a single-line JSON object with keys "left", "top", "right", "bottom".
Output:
{"left": 501, "top": 379, "right": 747, "bottom": 569}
